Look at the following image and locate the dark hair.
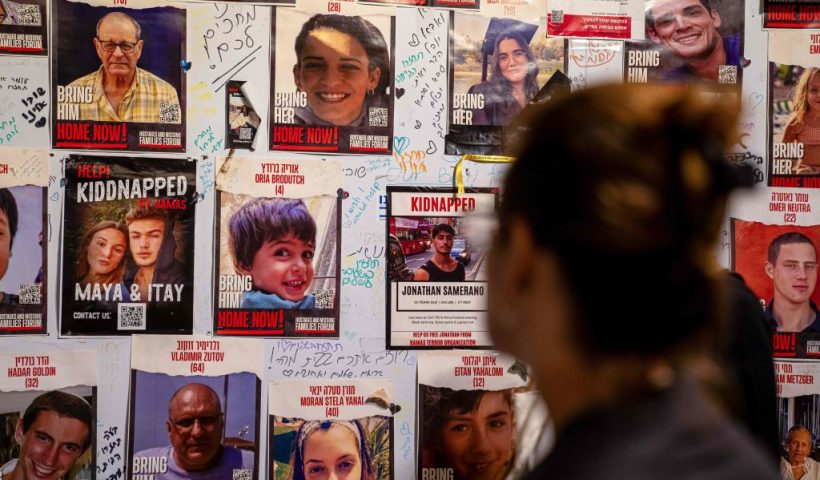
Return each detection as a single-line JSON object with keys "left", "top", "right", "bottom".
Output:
{"left": 490, "top": 30, "right": 539, "bottom": 103}
{"left": 76, "top": 220, "right": 129, "bottom": 284}
{"left": 125, "top": 205, "right": 167, "bottom": 225}
{"left": 768, "top": 232, "right": 816, "bottom": 264}
{"left": 432, "top": 224, "right": 455, "bottom": 237}
{"left": 646, "top": 0, "right": 714, "bottom": 27}
{"left": 0, "top": 188, "right": 18, "bottom": 250}
{"left": 499, "top": 83, "right": 746, "bottom": 356}
{"left": 228, "top": 197, "right": 316, "bottom": 271}
{"left": 289, "top": 419, "right": 374, "bottom": 480}
{"left": 22, "top": 390, "right": 94, "bottom": 450}
{"left": 294, "top": 14, "right": 391, "bottom": 96}
{"left": 420, "top": 386, "right": 513, "bottom": 459}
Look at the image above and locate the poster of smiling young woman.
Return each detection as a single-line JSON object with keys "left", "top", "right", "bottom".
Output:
{"left": 0, "top": 0, "right": 47, "bottom": 55}
{"left": 269, "top": 1, "right": 395, "bottom": 154}
{"left": 0, "top": 148, "right": 47, "bottom": 336}
{"left": 128, "top": 335, "right": 262, "bottom": 480}
{"left": 268, "top": 380, "right": 396, "bottom": 480}
{"left": 51, "top": 0, "right": 186, "bottom": 152}
{"left": 0, "top": 350, "right": 97, "bottom": 480}
{"left": 417, "top": 351, "right": 545, "bottom": 480}
{"left": 213, "top": 156, "right": 341, "bottom": 337}
{"left": 60, "top": 156, "right": 196, "bottom": 336}
{"left": 623, "top": 0, "right": 745, "bottom": 87}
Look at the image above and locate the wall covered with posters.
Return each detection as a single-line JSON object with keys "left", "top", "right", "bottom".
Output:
{"left": 0, "top": 0, "right": 808, "bottom": 479}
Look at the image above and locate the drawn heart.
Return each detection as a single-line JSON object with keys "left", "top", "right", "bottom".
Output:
{"left": 749, "top": 92, "right": 764, "bottom": 109}
{"left": 408, "top": 33, "right": 420, "bottom": 47}
{"left": 426, "top": 140, "right": 437, "bottom": 154}
{"left": 396, "top": 88, "right": 405, "bottom": 99}
{"left": 741, "top": 57, "right": 751, "bottom": 68}
{"left": 180, "top": 59, "right": 192, "bottom": 72}
{"left": 394, "top": 136, "right": 409, "bottom": 154}
{"left": 35, "top": 117, "right": 46, "bottom": 128}
{"left": 344, "top": 330, "right": 356, "bottom": 341}
{"left": 283, "top": 369, "right": 293, "bottom": 377}
{"left": 414, "top": 120, "right": 422, "bottom": 129}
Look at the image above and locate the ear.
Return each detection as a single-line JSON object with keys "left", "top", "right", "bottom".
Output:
{"left": 765, "top": 261, "right": 775, "bottom": 280}
{"left": 166, "top": 418, "right": 174, "bottom": 437}
{"left": 14, "top": 418, "right": 24, "bottom": 445}
{"left": 293, "top": 65, "right": 302, "bottom": 92}
{"left": 709, "top": 8, "right": 721, "bottom": 28}
{"left": 368, "top": 67, "right": 381, "bottom": 91}
{"left": 133, "top": 39, "right": 144, "bottom": 60}
{"left": 236, "top": 262, "right": 252, "bottom": 276}
{"left": 647, "top": 26, "right": 660, "bottom": 43}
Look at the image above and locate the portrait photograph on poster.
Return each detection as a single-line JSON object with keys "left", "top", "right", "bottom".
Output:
{"left": 446, "top": 12, "right": 565, "bottom": 154}
{"left": 775, "top": 360, "right": 820, "bottom": 474}
{"left": 268, "top": 380, "right": 395, "bottom": 480}
{"left": 0, "top": 350, "right": 98, "bottom": 480}
{"left": 0, "top": 0, "right": 47, "bottom": 55}
{"left": 51, "top": 0, "right": 186, "bottom": 152}
{"left": 386, "top": 186, "right": 497, "bottom": 348}
{"left": 623, "top": 0, "right": 745, "bottom": 86}
{"left": 269, "top": 7, "right": 395, "bottom": 154}
{"left": 731, "top": 219, "right": 820, "bottom": 357}
{"left": 213, "top": 157, "right": 341, "bottom": 337}
{"left": 128, "top": 335, "right": 262, "bottom": 480}
{"left": 226, "top": 80, "right": 261, "bottom": 150}
{"left": 60, "top": 156, "right": 196, "bottom": 336}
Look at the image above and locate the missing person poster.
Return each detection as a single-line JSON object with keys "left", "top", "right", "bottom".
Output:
{"left": 774, "top": 360, "right": 820, "bottom": 469}
{"left": 546, "top": 0, "right": 645, "bottom": 40}
{"left": 225, "top": 81, "right": 261, "bottom": 150}
{"left": 128, "top": 335, "right": 262, "bottom": 480}
{"left": 213, "top": 156, "right": 341, "bottom": 337}
{"left": 270, "top": 3, "right": 395, "bottom": 154}
{"left": 730, "top": 188, "right": 820, "bottom": 358}
{"left": 386, "top": 186, "right": 497, "bottom": 349}
{"left": 269, "top": 379, "right": 395, "bottom": 480}
{"left": 0, "top": 0, "right": 47, "bottom": 55}
{"left": 623, "top": 0, "right": 744, "bottom": 86}
{"left": 60, "top": 155, "right": 196, "bottom": 336}
{"left": 765, "top": 2, "right": 820, "bottom": 29}
{"left": 0, "top": 148, "right": 47, "bottom": 336}
{"left": 51, "top": 0, "right": 186, "bottom": 152}
{"left": 446, "top": 6, "right": 565, "bottom": 154}
{"left": 417, "top": 351, "right": 545, "bottom": 480}
{"left": 769, "top": 30, "right": 820, "bottom": 186}
{"left": 360, "top": 0, "right": 477, "bottom": 11}
{"left": 0, "top": 350, "right": 97, "bottom": 480}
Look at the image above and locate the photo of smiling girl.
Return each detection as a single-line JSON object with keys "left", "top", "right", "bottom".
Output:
{"left": 270, "top": 7, "right": 394, "bottom": 154}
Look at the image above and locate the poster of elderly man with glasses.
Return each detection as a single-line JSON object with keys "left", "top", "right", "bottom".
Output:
{"left": 51, "top": 0, "right": 185, "bottom": 151}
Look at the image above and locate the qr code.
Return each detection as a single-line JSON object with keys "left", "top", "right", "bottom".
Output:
{"left": 315, "top": 289, "right": 335, "bottom": 309}
{"left": 160, "top": 102, "right": 181, "bottom": 123}
{"left": 551, "top": 9, "right": 564, "bottom": 23}
{"left": 118, "top": 303, "right": 146, "bottom": 330}
{"left": 17, "top": 4, "right": 41, "bottom": 26}
{"left": 239, "top": 127, "right": 252, "bottom": 140}
{"left": 232, "top": 469, "right": 251, "bottom": 480}
{"left": 369, "top": 107, "right": 388, "bottom": 127}
{"left": 718, "top": 65, "right": 737, "bottom": 85}
{"left": 18, "top": 283, "right": 41, "bottom": 305}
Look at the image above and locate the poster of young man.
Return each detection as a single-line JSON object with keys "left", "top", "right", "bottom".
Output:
{"left": 60, "top": 156, "right": 196, "bottom": 336}
{"left": 0, "top": 350, "right": 97, "bottom": 480}
{"left": 446, "top": 5, "right": 565, "bottom": 154}
{"left": 268, "top": 379, "right": 395, "bottom": 480}
{"left": 269, "top": 3, "right": 395, "bottom": 154}
{"left": 225, "top": 81, "right": 261, "bottom": 150}
{"left": 774, "top": 360, "right": 820, "bottom": 476}
{"left": 730, "top": 187, "right": 820, "bottom": 357}
{"left": 764, "top": 2, "right": 820, "bottom": 29}
{"left": 51, "top": 0, "right": 186, "bottom": 152}
{"left": 386, "top": 186, "right": 497, "bottom": 349}
{"left": 417, "top": 351, "right": 545, "bottom": 480}
{"left": 0, "top": 0, "right": 47, "bottom": 55}
{"left": 546, "top": 0, "right": 645, "bottom": 40}
{"left": 0, "top": 148, "right": 47, "bottom": 336}
{"left": 623, "top": 0, "right": 745, "bottom": 87}
{"left": 128, "top": 335, "right": 262, "bottom": 480}
{"left": 769, "top": 30, "right": 820, "bottom": 187}
{"left": 213, "top": 156, "right": 341, "bottom": 337}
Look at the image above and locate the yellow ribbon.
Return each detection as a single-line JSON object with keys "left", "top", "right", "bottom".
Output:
{"left": 453, "top": 154, "right": 515, "bottom": 194}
